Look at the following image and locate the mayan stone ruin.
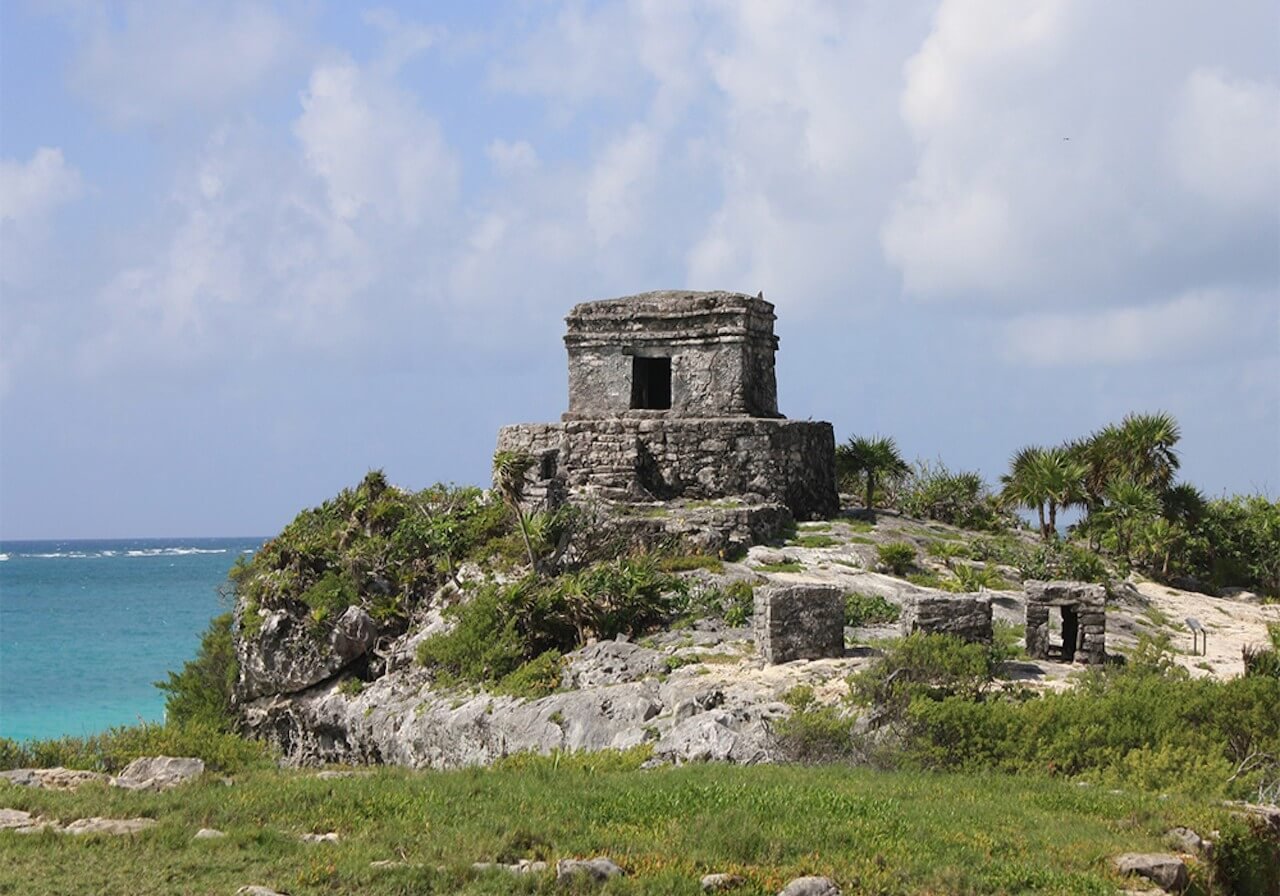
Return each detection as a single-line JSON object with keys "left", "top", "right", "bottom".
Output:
{"left": 1025, "top": 580, "right": 1107, "bottom": 665}
{"left": 900, "top": 593, "right": 993, "bottom": 644}
{"left": 495, "top": 291, "right": 839, "bottom": 526}
{"left": 754, "top": 583, "right": 845, "bottom": 664}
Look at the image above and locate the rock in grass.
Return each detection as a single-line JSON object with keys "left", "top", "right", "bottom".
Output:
{"left": 473, "top": 860, "right": 549, "bottom": 875}
{"left": 236, "top": 888, "right": 288, "bottom": 896}
{"left": 112, "top": 756, "right": 205, "bottom": 791}
{"left": 556, "top": 857, "right": 625, "bottom": 881}
{"left": 778, "top": 876, "right": 842, "bottom": 896}
{"left": 63, "top": 817, "right": 157, "bottom": 836}
{"left": 193, "top": 828, "right": 226, "bottom": 839}
{"left": 702, "top": 872, "right": 747, "bottom": 891}
{"left": 1113, "top": 853, "right": 1189, "bottom": 892}
{"left": 0, "top": 808, "right": 58, "bottom": 833}
{"left": 301, "top": 831, "right": 340, "bottom": 843}
{"left": 1164, "top": 826, "right": 1212, "bottom": 857}
{"left": 0, "top": 767, "right": 110, "bottom": 790}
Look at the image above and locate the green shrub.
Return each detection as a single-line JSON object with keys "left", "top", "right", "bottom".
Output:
{"left": 680, "top": 580, "right": 755, "bottom": 626}
{"left": 494, "top": 650, "right": 564, "bottom": 700}
{"left": 876, "top": 541, "right": 916, "bottom": 575}
{"left": 418, "top": 558, "right": 683, "bottom": 689}
{"left": 756, "top": 561, "right": 803, "bottom": 573}
{"left": 1242, "top": 624, "right": 1280, "bottom": 678}
{"left": 0, "top": 721, "right": 271, "bottom": 774}
{"left": 852, "top": 633, "right": 998, "bottom": 713}
{"left": 898, "top": 651, "right": 1280, "bottom": 800}
{"left": 950, "top": 563, "right": 1008, "bottom": 592}
{"left": 844, "top": 592, "right": 900, "bottom": 627}
{"left": 772, "top": 703, "right": 858, "bottom": 762}
{"left": 233, "top": 474, "right": 510, "bottom": 641}
{"left": 896, "top": 461, "right": 1009, "bottom": 532}
{"left": 155, "top": 612, "right": 238, "bottom": 731}
{"left": 789, "top": 534, "right": 837, "bottom": 548}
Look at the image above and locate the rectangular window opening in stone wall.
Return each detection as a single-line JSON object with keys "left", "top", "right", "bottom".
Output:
{"left": 630, "top": 356, "right": 672, "bottom": 410}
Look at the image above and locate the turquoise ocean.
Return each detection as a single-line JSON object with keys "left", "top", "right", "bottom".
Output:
{"left": 0, "top": 537, "right": 262, "bottom": 742}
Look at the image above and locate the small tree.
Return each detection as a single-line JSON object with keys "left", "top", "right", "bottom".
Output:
{"left": 492, "top": 450, "right": 541, "bottom": 574}
{"left": 836, "top": 435, "right": 910, "bottom": 514}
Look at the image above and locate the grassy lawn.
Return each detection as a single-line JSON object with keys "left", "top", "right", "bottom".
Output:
{"left": 0, "top": 759, "right": 1227, "bottom": 895}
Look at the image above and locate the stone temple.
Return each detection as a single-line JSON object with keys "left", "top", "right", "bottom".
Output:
{"left": 495, "top": 290, "right": 838, "bottom": 525}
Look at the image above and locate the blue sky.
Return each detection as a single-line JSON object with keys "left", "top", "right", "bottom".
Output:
{"left": 1, "top": 0, "right": 1277, "bottom": 539}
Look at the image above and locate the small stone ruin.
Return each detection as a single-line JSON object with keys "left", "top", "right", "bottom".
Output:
{"left": 495, "top": 291, "right": 839, "bottom": 522}
{"left": 1025, "top": 580, "right": 1106, "bottom": 664}
{"left": 900, "top": 593, "right": 993, "bottom": 644}
{"left": 754, "top": 583, "right": 845, "bottom": 664}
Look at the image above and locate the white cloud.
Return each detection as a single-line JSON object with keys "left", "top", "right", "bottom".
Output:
{"left": 0, "top": 147, "right": 82, "bottom": 224}
{"left": 486, "top": 139, "right": 540, "bottom": 176}
{"left": 1169, "top": 67, "right": 1280, "bottom": 212}
{"left": 0, "top": 147, "right": 84, "bottom": 289}
{"left": 1001, "top": 290, "right": 1257, "bottom": 367}
{"left": 294, "top": 62, "right": 458, "bottom": 227}
{"left": 69, "top": 1, "right": 296, "bottom": 125}
{"left": 586, "top": 125, "right": 660, "bottom": 245}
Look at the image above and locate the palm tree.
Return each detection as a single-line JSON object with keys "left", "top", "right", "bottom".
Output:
{"left": 835, "top": 435, "right": 910, "bottom": 515}
{"left": 1115, "top": 411, "right": 1181, "bottom": 493}
{"left": 492, "top": 450, "right": 540, "bottom": 574}
{"left": 1001, "top": 446, "right": 1086, "bottom": 541}
{"left": 1097, "top": 478, "right": 1161, "bottom": 566}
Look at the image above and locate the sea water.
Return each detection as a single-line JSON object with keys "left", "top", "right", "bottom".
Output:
{"left": 0, "top": 537, "right": 262, "bottom": 742}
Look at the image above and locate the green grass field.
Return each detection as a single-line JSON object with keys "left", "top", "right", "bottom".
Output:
{"left": 0, "top": 758, "right": 1234, "bottom": 895}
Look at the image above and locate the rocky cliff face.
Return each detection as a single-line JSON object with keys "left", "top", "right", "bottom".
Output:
{"left": 236, "top": 625, "right": 862, "bottom": 769}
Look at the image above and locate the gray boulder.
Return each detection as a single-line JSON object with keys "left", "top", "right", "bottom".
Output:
{"left": 1113, "top": 853, "right": 1189, "bottom": 892}
{"left": 562, "top": 639, "right": 666, "bottom": 688}
{"left": 556, "top": 857, "right": 625, "bottom": 881}
{"left": 778, "top": 876, "right": 841, "bottom": 896}
{"left": 238, "top": 605, "right": 377, "bottom": 700}
{"left": 63, "top": 817, "right": 157, "bottom": 836}
{"left": 0, "top": 767, "right": 110, "bottom": 790}
{"left": 193, "top": 828, "right": 226, "bottom": 839}
{"left": 112, "top": 756, "right": 204, "bottom": 791}
{"left": 702, "top": 872, "right": 747, "bottom": 891}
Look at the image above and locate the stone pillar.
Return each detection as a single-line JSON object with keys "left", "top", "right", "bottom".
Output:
{"left": 1025, "top": 604, "right": 1051, "bottom": 659}
{"left": 754, "top": 584, "right": 845, "bottom": 664}
{"left": 899, "top": 594, "right": 993, "bottom": 644}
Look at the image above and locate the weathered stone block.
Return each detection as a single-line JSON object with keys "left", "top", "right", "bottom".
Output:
{"left": 754, "top": 584, "right": 845, "bottom": 663}
{"left": 900, "top": 594, "right": 993, "bottom": 644}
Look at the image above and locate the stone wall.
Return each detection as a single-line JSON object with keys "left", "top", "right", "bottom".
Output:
{"left": 495, "top": 417, "right": 838, "bottom": 520}
{"left": 564, "top": 291, "right": 779, "bottom": 419}
{"left": 754, "top": 583, "right": 845, "bottom": 664}
{"left": 899, "top": 594, "right": 993, "bottom": 644}
{"left": 1024, "top": 580, "right": 1106, "bottom": 665}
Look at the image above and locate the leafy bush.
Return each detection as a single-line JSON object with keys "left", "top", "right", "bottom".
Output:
{"left": 418, "top": 557, "right": 683, "bottom": 689}
{"left": 680, "top": 579, "right": 754, "bottom": 627}
{"left": 656, "top": 553, "right": 724, "bottom": 573}
{"left": 850, "top": 633, "right": 999, "bottom": 721}
{"left": 233, "top": 473, "right": 509, "bottom": 641}
{"left": 155, "top": 612, "right": 237, "bottom": 730}
{"left": 900, "top": 651, "right": 1280, "bottom": 801}
{"left": 844, "top": 592, "right": 900, "bottom": 627}
{"left": 896, "top": 461, "right": 1008, "bottom": 532}
{"left": 1177, "top": 495, "right": 1280, "bottom": 596}
{"left": 949, "top": 563, "right": 1008, "bottom": 592}
{"left": 876, "top": 541, "right": 916, "bottom": 576}
{"left": 1242, "top": 623, "right": 1280, "bottom": 679}
{"left": 772, "top": 702, "right": 858, "bottom": 762}
{"left": 970, "top": 536, "right": 1109, "bottom": 583}
{"left": 494, "top": 650, "right": 565, "bottom": 700}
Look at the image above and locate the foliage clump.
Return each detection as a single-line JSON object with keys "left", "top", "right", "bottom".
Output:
{"left": 417, "top": 556, "right": 684, "bottom": 692}
{"left": 231, "top": 470, "right": 509, "bottom": 636}
{"left": 843, "top": 592, "right": 900, "bottom": 627}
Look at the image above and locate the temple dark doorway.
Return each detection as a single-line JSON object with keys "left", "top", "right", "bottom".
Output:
{"left": 631, "top": 356, "right": 672, "bottom": 410}
{"left": 1060, "top": 606, "right": 1079, "bottom": 662}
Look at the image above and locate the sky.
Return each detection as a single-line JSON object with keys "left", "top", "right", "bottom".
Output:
{"left": 0, "top": 0, "right": 1277, "bottom": 540}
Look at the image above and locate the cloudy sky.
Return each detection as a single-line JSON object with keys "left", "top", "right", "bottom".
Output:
{"left": 1, "top": 0, "right": 1277, "bottom": 539}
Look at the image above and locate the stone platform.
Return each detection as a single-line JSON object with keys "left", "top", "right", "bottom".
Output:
{"left": 496, "top": 416, "right": 837, "bottom": 521}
